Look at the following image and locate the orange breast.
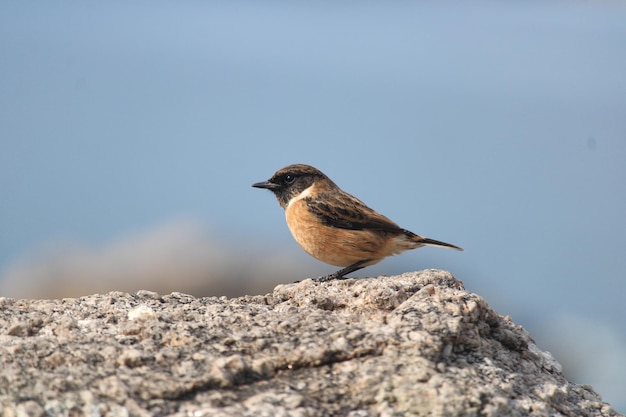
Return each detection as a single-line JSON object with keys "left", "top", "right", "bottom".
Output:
{"left": 285, "top": 198, "right": 396, "bottom": 267}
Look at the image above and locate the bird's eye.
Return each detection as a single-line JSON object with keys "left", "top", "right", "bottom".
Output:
{"left": 284, "top": 174, "right": 296, "bottom": 184}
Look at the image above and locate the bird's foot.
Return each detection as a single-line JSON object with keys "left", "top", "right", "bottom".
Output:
{"left": 312, "top": 272, "right": 347, "bottom": 283}
{"left": 309, "top": 259, "right": 372, "bottom": 283}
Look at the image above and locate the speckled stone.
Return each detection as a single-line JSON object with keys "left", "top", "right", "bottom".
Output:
{"left": 0, "top": 270, "right": 621, "bottom": 417}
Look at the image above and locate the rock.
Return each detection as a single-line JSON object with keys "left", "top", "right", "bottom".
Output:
{"left": 0, "top": 270, "right": 621, "bottom": 417}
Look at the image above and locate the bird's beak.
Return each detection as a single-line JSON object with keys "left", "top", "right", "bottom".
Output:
{"left": 252, "top": 180, "right": 280, "bottom": 190}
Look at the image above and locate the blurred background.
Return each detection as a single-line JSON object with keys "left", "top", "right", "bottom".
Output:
{"left": 1, "top": 0, "right": 625, "bottom": 411}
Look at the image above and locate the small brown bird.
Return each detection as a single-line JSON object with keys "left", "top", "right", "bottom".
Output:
{"left": 252, "top": 164, "right": 462, "bottom": 281}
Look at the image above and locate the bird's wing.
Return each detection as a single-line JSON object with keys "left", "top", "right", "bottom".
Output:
{"left": 306, "top": 192, "right": 403, "bottom": 232}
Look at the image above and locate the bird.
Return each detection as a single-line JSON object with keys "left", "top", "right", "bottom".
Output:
{"left": 252, "top": 164, "right": 462, "bottom": 282}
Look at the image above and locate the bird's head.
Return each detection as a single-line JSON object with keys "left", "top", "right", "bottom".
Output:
{"left": 252, "top": 164, "right": 333, "bottom": 209}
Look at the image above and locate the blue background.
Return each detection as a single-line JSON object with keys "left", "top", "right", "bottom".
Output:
{"left": 2, "top": 1, "right": 625, "bottom": 411}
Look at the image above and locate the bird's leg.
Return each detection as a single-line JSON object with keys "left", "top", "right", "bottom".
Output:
{"left": 314, "top": 259, "right": 372, "bottom": 282}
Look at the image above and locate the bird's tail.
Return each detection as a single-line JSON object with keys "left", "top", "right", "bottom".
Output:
{"left": 403, "top": 229, "right": 464, "bottom": 251}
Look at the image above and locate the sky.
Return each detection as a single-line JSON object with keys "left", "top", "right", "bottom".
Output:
{"left": 1, "top": 1, "right": 626, "bottom": 411}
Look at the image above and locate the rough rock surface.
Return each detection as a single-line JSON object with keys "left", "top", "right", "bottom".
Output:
{"left": 0, "top": 270, "right": 621, "bottom": 417}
